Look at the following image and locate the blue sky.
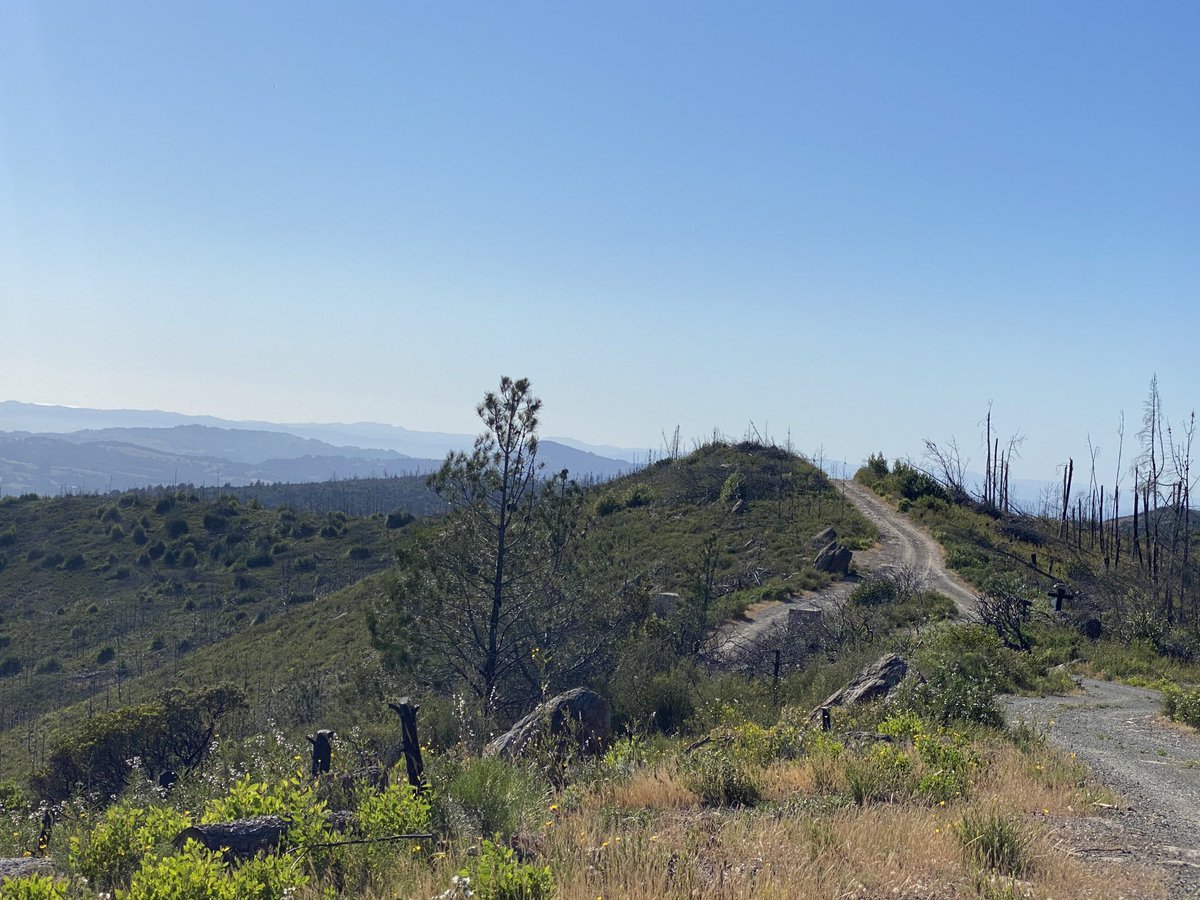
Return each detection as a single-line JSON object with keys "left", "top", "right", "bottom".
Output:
{"left": 1, "top": 1, "right": 1196, "bottom": 477}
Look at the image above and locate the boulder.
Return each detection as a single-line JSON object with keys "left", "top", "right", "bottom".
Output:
{"left": 485, "top": 688, "right": 611, "bottom": 760}
{"left": 0, "top": 858, "right": 58, "bottom": 882}
{"left": 810, "top": 653, "right": 908, "bottom": 719}
{"left": 174, "top": 815, "right": 289, "bottom": 860}
{"left": 810, "top": 527, "right": 837, "bottom": 548}
{"left": 814, "top": 541, "right": 853, "bottom": 576}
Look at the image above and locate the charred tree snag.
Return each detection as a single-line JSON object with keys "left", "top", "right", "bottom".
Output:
{"left": 307, "top": 730, "right": 333, "bottom": 777}
{"left": 388, "top": 698, "right": 426, "bottom": 791}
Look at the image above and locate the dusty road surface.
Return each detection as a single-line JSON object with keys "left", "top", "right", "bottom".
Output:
{"left": 1004, "top": 679, "right": 1200, "bottom": 897}
{"left": 709, "top": 479, "right": 977, "bottom": 664}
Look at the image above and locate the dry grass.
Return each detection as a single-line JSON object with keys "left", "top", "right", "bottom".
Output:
{"left": 293, "top": 735, "right": 1159, "bottom": 900}
{"left": 599, "top": 761, "right": 698, "bottom": 810}
{"left": 976, "top": 740, "right": 1118, "bottom": 815}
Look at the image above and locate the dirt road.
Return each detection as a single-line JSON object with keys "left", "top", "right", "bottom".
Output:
{"left": 709, "top": 480, "right": 977, "bottom": 664}
{"left": 1003, "top": 679, "right": 1200, "bottom": 896}
{"left": 838, "top": 480, "right": 977, "bottom": 616}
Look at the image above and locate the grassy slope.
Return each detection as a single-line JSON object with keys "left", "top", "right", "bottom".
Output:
{"left": 1, "top": 443, "right": 882, "bottom": 775}
{"left": 1, "top": 448, "right": 1149, "bottom": 898}
{"left": 586, "top": 442, "right": 876, "bottom": 619}
{"left": 0, "top": 489, "right": 409, "bottom": 753}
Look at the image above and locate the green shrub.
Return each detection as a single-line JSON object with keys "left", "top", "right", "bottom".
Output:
{"left": 386, "top": 510, "right": 415, "bottom": 529}
{"left": 69, "top": 800, "right": 191, "bottom": 890}
{"left": 622, "top": 485, "right": 652, "bottom": 508}
{"left": 892, "top": 462, "right": 947, "bottom": 502}
{"left": 202, "top": 773, "right": 330, "bottom": 852}
{"left": 955, "top": 809, "right": 1032, "bottom": 876}
{"left": 897, "top": 624, "right": 1030, "bottom": 727}
{"left": 0, "top": 526, "right": 16, "bottom": 547}
{"left": 614, "top": 666, "right": 697, "bottom": 734}
{"left": 844, "top": 742, "right": 913, "bottom": 805}
{"left": 0, "top": 779, "right": 27, "bottom": 811}
{"left": 245, "top": 551, "right": 274, "bottom": 568}
{"left": 454, "top": 838, "right": 553, "bottom": 900}
{"left": 32, "top": 685, "right": 246, "bottom": 801}
{"left": 0, "top": 873, "right": 68, "bottom": 899}
{"left": 684, "top": 747, "right": 762, "bottom": 807}
{"left": 865, "top": 452, "right": 889, "bottom": 477}
{"left": 356, "top": 779, "right": 432, "bottom": 837}
{"left": 914, "top": 732, "right": 977, "bottom": 804}
{"left": 443, "top": 757, "right": 545, "bottom": 838}
{"left": 593, "top": 491, "right": 621, "bottom": 517}
{"left": 849, "top": 577, "right": 897, "bottom": 606}
{"left": 1162, "top": 684, "right": 1200, "bottom": 728}
{"left": 121, "top": 842, "right": 309, "bottom": 900}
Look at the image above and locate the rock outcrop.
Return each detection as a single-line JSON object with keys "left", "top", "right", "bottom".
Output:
{"left": 814, "top": 541, "right": 853, "bottom": 576}
{"left": 811, "top": 653, "right": 909, "bottom": 718}
{"left": 485, "top": 688, "right": 611, "bottom": 760}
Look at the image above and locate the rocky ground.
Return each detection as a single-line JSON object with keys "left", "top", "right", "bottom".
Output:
{"left": 1003, "top": 678, "right": 1200, "bottom": 897}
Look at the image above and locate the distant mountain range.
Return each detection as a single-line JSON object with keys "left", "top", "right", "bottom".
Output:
{"left": 0, "top": 402, "right": 641, "bottom": 496}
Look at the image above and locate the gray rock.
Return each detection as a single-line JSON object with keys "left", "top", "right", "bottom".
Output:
{"left": 810, "top": 527, "right": 837, "bottom": 548}
{"left": 0, "top": 857, "right": 58, "bottom": 881}
{"left": 485, "top": 688, "right": 611, "bottom": 760}
{"left": 811, "top": 653, "right": 909, "bottom": 718}
{"left": 814, "top": 541, "right": 853, "bottom": 575}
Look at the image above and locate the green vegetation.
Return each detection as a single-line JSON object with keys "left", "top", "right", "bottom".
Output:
{"left": 856, "top": 439, "right": 1200, "bottom": 729}
{"left": 4, "top": 379, "right": 1165, "bottom": 896}
{"left": 32, "top": 685, "right": 246, "bottom": 801}
{"left": 0, "top": 487, "right": 414, "bottom": 760}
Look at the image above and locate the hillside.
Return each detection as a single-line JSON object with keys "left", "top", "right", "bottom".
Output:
{"left": 0, "top": 486, "right": 416, "bottom": 761}
{"left": 0, "top": 442, "right": 1153, "bottom": 900}
{"left": 0, "top": 442, "right": 884, "bottom": 777}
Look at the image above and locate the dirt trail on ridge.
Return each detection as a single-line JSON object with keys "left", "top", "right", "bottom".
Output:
{"left": 709, "top": 480, "right": 976, "bottom": 663}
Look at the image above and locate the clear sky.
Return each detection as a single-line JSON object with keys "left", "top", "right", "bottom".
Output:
{"left": 1, "top": 1, "right": 1196, "bottom": 479}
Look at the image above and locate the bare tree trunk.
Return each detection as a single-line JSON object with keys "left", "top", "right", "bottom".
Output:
{"left": 1061, "top": 458, "right": 1073, "bottom": 540}
{"left": 1133, "top": 467, "right": 1142, "bottom": 567}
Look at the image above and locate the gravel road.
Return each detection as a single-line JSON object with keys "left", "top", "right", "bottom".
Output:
{"left": 706, "top": 479, "right": 1200, "bottom": 895}
{"left": 709, "top": 479, "right": 977, "bottom": 663}
{"left": 1003, "top": 678, "right": 1200, "bottom": 896}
